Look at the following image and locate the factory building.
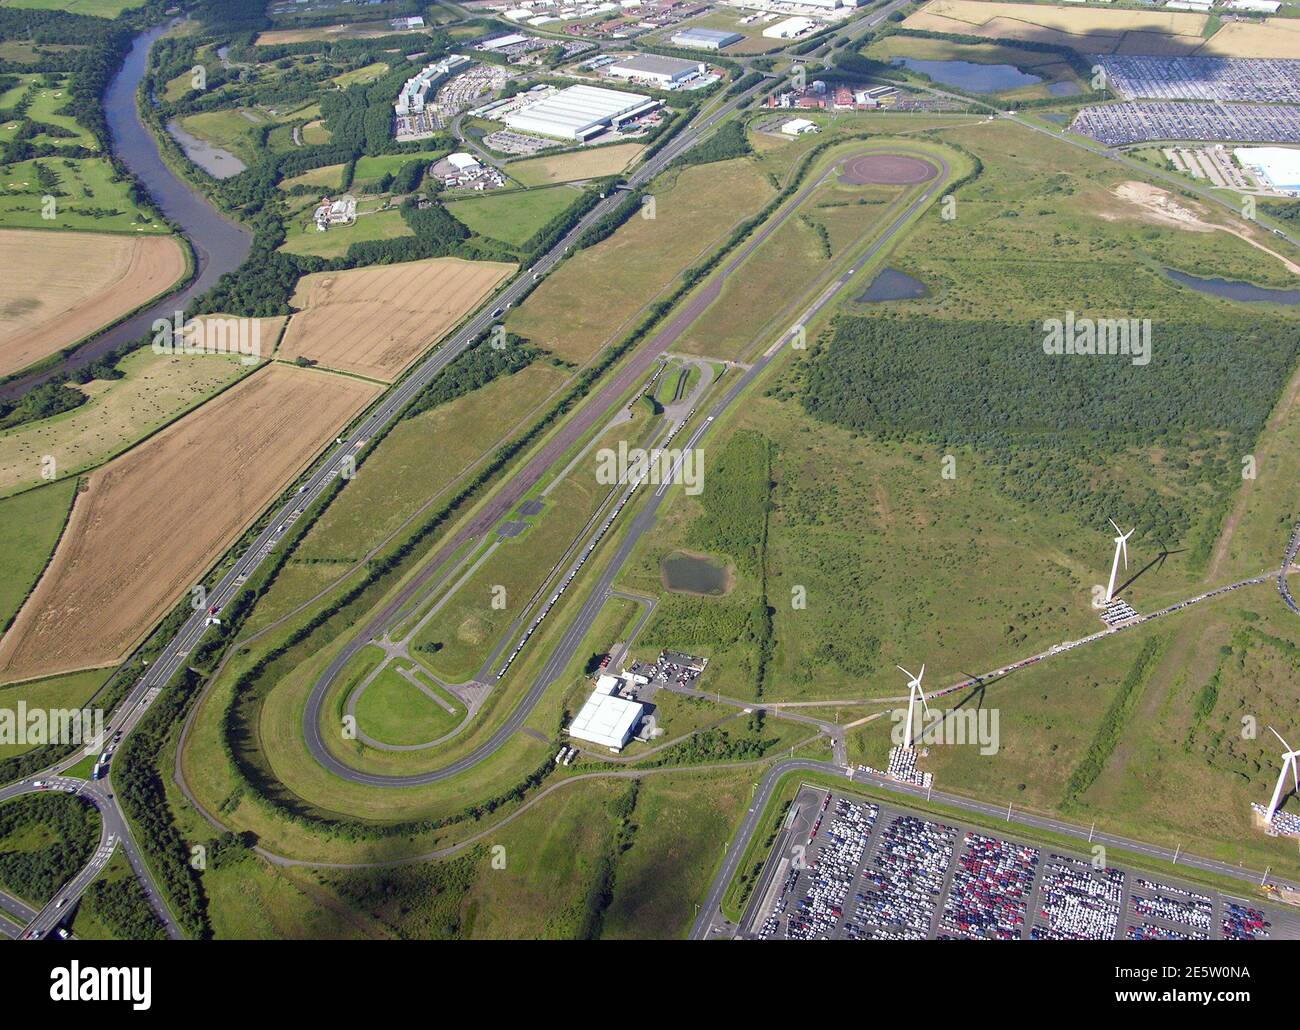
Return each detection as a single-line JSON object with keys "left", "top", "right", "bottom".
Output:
{"left": 671, "top": 26, "right": 743, "bottom": 50}
{"left": 504, "top": 83, "right": 656, "bottom": 141}
{"left": 1235, "top": 146, "right": 1300, "bottom": 194}
{"left": 763, "top": 16, "right": 817, "bottom": 39}
{"left": 568, "top": 675, "right": 646, "bottom": 751}
{"left": 781, "top": 117, "right": 819, "bottom": 135}
{"left": 606, "top": 53, "right": 705, "bottom": 87}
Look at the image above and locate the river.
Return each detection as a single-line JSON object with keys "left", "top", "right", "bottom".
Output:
{"left": 1, "top": 21, "right": 253, "bottom": 400}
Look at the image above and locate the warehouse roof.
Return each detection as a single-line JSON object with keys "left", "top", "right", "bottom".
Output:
{"left": 608, "top": 53, "right": 702, "bottom": 77}
{"left": 506, "top": 84, "right": 653, "bottom": 139}
{"left": 569, "top": 691, "right": 645, "bottom": 751}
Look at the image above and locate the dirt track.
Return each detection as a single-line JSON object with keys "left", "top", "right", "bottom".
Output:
{"left": 0, "top": 230, "right": 187, "bottom": 379}
{"left": 0, "top": 364, "right": 379, "bottom": 683}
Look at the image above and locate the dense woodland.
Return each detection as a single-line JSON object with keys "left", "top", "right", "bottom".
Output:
{"left": 0, "top": 793, "right": 100, "bottom": 905}
{"left": 800, "top": 315, "right": 1300, "bottom": 551}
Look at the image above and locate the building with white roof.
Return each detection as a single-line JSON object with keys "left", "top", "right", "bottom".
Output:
{"left": 569, "top": 689, "right": 645, "bottom": 751}
{"left": 1235, "top": 146, "right": 1300, "bottom": 194}
{"left": 781, "top": 117, "right": 819, "bottom": 135}
{"left": 479, "top": 32, "right": 531, "bottom": 50}
{"left": 763, "top": 16, "right": 816, "bottom": 39}
{"left": 671, "top": 27, "right": 742, "bottom": 50}
{"left": 504, "top": 83, "right": 656, "bottom": 141}
{"left": 606, "top": 53, "right": 705, "bottom": 86}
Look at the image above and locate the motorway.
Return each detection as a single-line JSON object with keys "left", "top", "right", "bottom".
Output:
{"left": 298, "top": 145, "right": 952, "bottom": 787}
{"left": 689, "top": 758, "right": 1300, "bottom": 940}
{"left": 0, "top": 774, "right": 182, "bottom": 940}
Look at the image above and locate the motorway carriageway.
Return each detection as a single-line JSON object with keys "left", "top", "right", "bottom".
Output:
{"left": 300, "top": 146, "right": 953, "bottom": 788}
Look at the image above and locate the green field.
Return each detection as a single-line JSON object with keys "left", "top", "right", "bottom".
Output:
{"left": 280, "top": 206, "right": 414, "bottom": 258}
{"left": 352, "top": 662, "right": 464, "bottom": 746}
{"left": 352, "top": 149, "right": 448, "bottom": 188}
{"left": 0, "top": 345, "right": 265, "bottom": 498}
{"left": 278, "top": 163, "right": 345, "bottom": 192}
{"left": 0, "top": 667, "right": 110, "bottom": 760}
{"left": 0, "top": 0, "right": 146, "bottom": 16}
{"left": 0, "top": 479, "right": 75, "bottom": 637}
{"left": 0, "top": 157, "right": 164, "bottom": 231}
{"left": 177, "top": 108, "right": 269, "bottom": 164}
{"left": 445, "top": 186, "right": 582, "bottom": 248}
{"left": 507, "top": 157, "right": 773, "bottom": 363}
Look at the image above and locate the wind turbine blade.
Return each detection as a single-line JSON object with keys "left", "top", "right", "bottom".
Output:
{"left": 896, "top": 665, "right": 914, "bottom": 681}
{"left": 1291, "top": 756, "right": 1299, "bottom": 794}
{"left": 1270, "top": 726, "right": 1289, "bottom": 750}
{"left": 1108, "top": 518, "right": 1121, "bottom": 535}
{"left": 917, "top": 664, "right": 925, "bottom": 685}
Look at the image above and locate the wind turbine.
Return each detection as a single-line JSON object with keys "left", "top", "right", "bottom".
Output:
{"left": 897, "top": 664, "right": 930, "bottom": 746}
{"left": 1104, "top": 518, "right": 1135, "bottom": 604}
{"left": 1265, "top": 726, "right": 1300, "bottom": 824}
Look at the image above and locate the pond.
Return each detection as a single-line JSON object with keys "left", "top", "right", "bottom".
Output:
{"left": 856, "top": 267, "right": 929, "bottom": 303}
{"left": 892, "top": 57, "right": 1044, "bottom": 93}
{"left": 1165, "top": 268, "right": 1300, "bottom": 305}
{"left": 166, "top": 118, "right": 246, "bottom": 179}
{"left": 661, "top": 553, "right": 731, "bottom": 596}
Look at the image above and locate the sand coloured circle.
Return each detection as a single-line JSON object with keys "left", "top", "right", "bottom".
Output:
{"left": 840, "top": 154, "right": 937, "bottom": 185}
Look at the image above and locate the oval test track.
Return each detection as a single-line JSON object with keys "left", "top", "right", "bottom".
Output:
{"left": 298, "top": 147, "right": 951, "bottom": 789}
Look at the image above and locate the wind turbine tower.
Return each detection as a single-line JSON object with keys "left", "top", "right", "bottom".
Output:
{"left": 1105, "top": 518, "right": 1135, "bottom": 604}
{"left": 897, "top": 664, "right": 930, "bottom": 745}
{"left": 1265, "top": 726, "right": 1300, "bottom": 824}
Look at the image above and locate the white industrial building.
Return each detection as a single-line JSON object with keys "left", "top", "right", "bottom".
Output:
{"left": 1235, "top": 146, "right": 1300, "bottom": 194}
{"left": 479, "top": 32, "right": 531, "bottom": 50}
{"left": 671, "top": 27, "right": 742, "bottom": 50}
{"left": 504, "top": 83, "right": 656, "bottom": 141}
{"left": 569, "top": 676, "right": 646, "bottom": 751}
{"left": 782, "top": 117, "right": 819, "bottom": 135}
{"left": 1228, "top": 0, "right": 1280, "bottom": 11}
{"left": 606, "top": 53, "right": 705, "bottom": 87}
{"left": 763, "top": 16, "right": 817, "bottom": 39}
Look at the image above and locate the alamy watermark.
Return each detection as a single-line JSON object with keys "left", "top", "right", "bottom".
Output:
{"left": 1042, "top": 311, "right": 1151, "bottom": 367}
{"left": 890, "top": 706, "right": 1000, "bottom": 756}
{"left": 595, "top": 442, "right": 704, "bottom": 495}
{"left": 152, "top": 311, "right": 261, "bottom": 365}
{"left": 0, "top": 704, "right": 105, "bottom": 754}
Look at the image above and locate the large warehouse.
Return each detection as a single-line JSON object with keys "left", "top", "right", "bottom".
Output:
{"left": 504, "top": 83, "right": 656, "bottom": 141}
{"left": 606, "top": 53, "right": 705, "bottom": 87}
{"left": 1235, "top": 146, "right": 1300, "bottom": 194}
{"left": 569, "top": 677, "right": 646, "bottom": 751}
{"left": 671, "top": 27, "right": 742, "bottom": 50}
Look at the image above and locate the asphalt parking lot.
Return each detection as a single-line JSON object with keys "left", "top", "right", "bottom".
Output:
{"left": 740, "top": 786, "right": 1300, "bottom": 940}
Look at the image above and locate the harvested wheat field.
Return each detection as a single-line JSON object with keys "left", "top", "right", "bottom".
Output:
{"left": 0, "top": 363, "right": 379, "bottom": 682}
{"left": 904, "top": 1, "right": 1206, "bottom": 55}
{"left": 278, "top": 256, "right": 514, "bottom": 381}
{"left": 0, "top": 229, "right": 187, "bottom": 378}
